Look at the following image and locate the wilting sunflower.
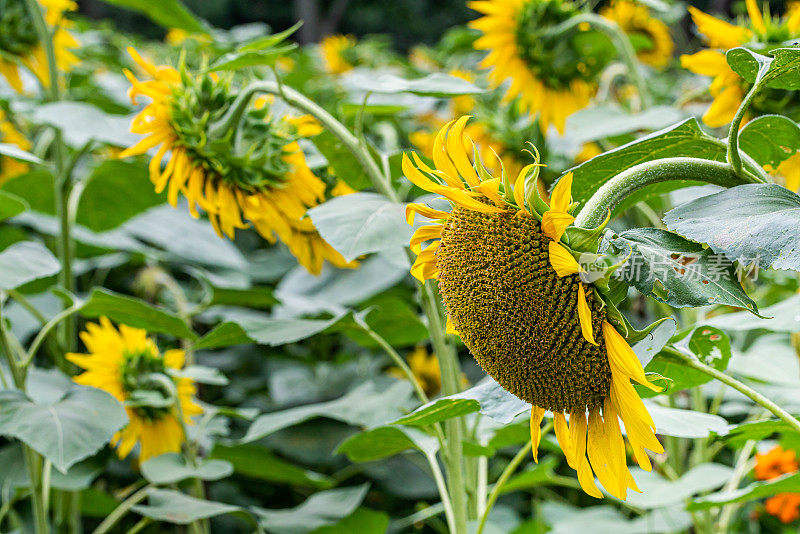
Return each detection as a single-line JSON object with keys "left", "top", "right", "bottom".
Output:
{"left": 67, "top": 318, "right": 203, "bottom": 462}
{"left": 404, "top": 117, "right": 663, "bottom": 499}
{"left": 319, "top": 34, "right": 356, "bottom": 74}
{"left": 0, "top": 0, "right": 79, "bottom": 93}
{"left": 755, "top": 446, "right": 800, "bottom": 523}
{"left": 681, "top": 0, "right": 800, "bottom": 127}
{"left": 119, "top": 48, "right": 353, "bottom": 275}
{"left": 0, "top": 110, "right": 30, "bottom": 182}
{"left": 469, "top": 0, "right": 615, "bottom": 134}
{"left": 600, "top": 0, "right": 673, "bottom": 68}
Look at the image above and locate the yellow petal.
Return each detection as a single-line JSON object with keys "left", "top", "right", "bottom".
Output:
{"left": 746, "top": 0, "right": 765, "bottom": 34}
{"left": 402, "top": 153, "right": 442, "bottom": 192}
{"left": 553, "top": 412, "right": 575, "bottom": 467}
{"left": 548, "top": 241, "right": 581, "bottom": 277}
{"left": 578, "top": 284, "right": 598, "bottom": 345}
{"left": 679, "top": 50, "right": 728, "bottom": 77}
{"left": 687, "top": 6, "right": 752, "bottom": 49}
{"left": 446, "top": 116, "right": 481, "bottom": 187}
{"left": 569, "top": 411, "right": 603, "bottom": 499}
{"left": 445, "top": 315, "right": 459, "bottom": 335}
{"left": 703, "top": 84, "right": 745, "bottom": 128}
{"left": 530, "top": 406, "right": 546, "bottom": 463}
{"left": 541, "top": 210, "right": 575, "bottom": 241}
{"left": 405, "top": 203, "right": 449, "bottom": 225}
{"left": 432, "top": 119, "right": 463, "bottom": 188}
{"left": 549, "top": 172, "right": 573, "bottom": 213}
{"left": 603, "top": 322, "right": 660, "bottom": 391}
{"left": 410, "top": 225, "right": 443, "bottom": 254}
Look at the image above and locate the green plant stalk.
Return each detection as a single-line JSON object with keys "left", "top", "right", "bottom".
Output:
{"left": 574, "top": 157, "right": 764, "bottom": 229}
{"left": 218, "top": 79, "right": 471, "bottom": 531}
{"left": 663, "top": 346, "right": 800, "bottom": 433}
{"left": 726, "top": 75, "right": 763, "bottom": 177}
{"left": 476, "top": 440, "right": 530, "bottom": 534}
{"left": 91, "top": 486, "right": 151, "bottom": 534}
{"left": 547, "top": 13, "right": 650, "bottom": 109}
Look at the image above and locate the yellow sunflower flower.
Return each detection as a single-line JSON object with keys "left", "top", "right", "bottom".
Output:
{"left": 681, "top": 0, "right": 800, "bottom": 127}
{"left": 600, "top": 0, "right": 674, "bottom": 68}
{"left": 0, "top": 110, "right": 31, "bottom": 182}
{"left": 319, "top": 34, "right": 356, "bottom": 74}
{"left": 0, "top": 0, "right": 79, "bottom": 93}
{"left": 770, "top": 153, "right": 800, "bottom": 192}
{"left": 67, "top": 318, "right": 203, "bottom": 463}
{"left": 469, "top": 0, "right": 613, "bottom": 134}
{"left": 389, "top": 346, "right": 444, "bottom": 397}
{"left": 404, "top": 117, "right": 663, "bottom": 499}
{"left": 119, "top": 48, "right": 354, "bottom": 275}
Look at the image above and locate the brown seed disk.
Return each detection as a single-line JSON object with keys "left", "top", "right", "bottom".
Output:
{"left": 436, "top": 204, "right": 611, "bottom": 413}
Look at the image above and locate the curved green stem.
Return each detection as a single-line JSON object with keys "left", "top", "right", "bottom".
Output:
{"left": 425, "top": 451, "right": 457, "bottom": 534}
{"left": 574, "top": 157, "right": 762, "bottom": 229}
{"left": 548, "top": 13, "right": 649, "bottom": 109}
{"left": 475, "top": 435, "right": 534, "bottom": 534}
{"left": 726, "top": 81, "right": 762, "bottom": 177}
{"left": 23, "top": 304, "right": 81, "bottom": 367}
{"left": 663, "top": 346, "right": 800, "bottom": 433}
{"left": 91, "top": 486, "right": 151, "bottom": 534}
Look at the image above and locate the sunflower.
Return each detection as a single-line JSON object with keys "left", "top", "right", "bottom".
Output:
{"left": 0, "top": 110, "right": 30, "bottom": 182}
{"left": 404, "top": 117, "right": 663, "bottom": 499}
{"left": 389, "top": 346, "right": 444, "bottom": 397}
{"left": 0, "top": 0, "right": 79, "bottom": 93}
{"left": 469, "top": 0, "right": 614, "bottom": 134}
{"left": 600, "top": 0, "right": 674, "bottom": 68}
{"left": 755, "top": 446, "right": 800, "bottom": 523}
{"left": 681, "top": 0, "right": 800, "bottom": 127}
{"left": 67, "top": 318, "right": 203, "bottom": 463}
{"left": 119, "top": 48, "right": 354, "bottom": 275}
{"left": 319, "top": 34, "right": 356, "bottom": 74}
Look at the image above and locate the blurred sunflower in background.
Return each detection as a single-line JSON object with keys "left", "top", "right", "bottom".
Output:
{"left": 67, "top": 318, "right": 203, "bottom": 463}
{"left": 389, "top": 346, "right": 444, "bottom": 397}
{"left": 319, "top": 34, "right": 356, "bottom": 74}
{"left": 120, "top": 48, "right": 354, "bottom": 275}
{"left": 0, "top": 110, "right": 30, "bottom": 182}
{"left": 469, "top": 0, "right": 615, "bottom": 133}
{"left": 0, "top": 0, "right": 79, "bottom": 93}
{"left": 404, "top": 117, "right": 664, "bottom": 499}
{"left": 600, "top": 0, "right": 673, "bottom": 68}
{"left": 754, "top": 446, "right": 800, "bottom": 523}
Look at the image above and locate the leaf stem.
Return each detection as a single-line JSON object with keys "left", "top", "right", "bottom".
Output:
{"left": 476, "top": 438, "right": 530, "bottom": 534}
{"left": 726, "top": 71, "right": 765, "bottom": 177}
{"left": 91, "top": 485, "right": 151, "bottom": 534}
{"left": 574, "top": 157, "right": 763, "bottom": 229}
{"left": 425, "top": 451, "right": 458, "bottom": 534}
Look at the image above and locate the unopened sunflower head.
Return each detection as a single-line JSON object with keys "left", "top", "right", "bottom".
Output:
{"left": 404, "top": 116, "right": 664, "bottom": 500}
{"left": 0, "top": 110, "right": 30, "bottom": 181}
{"left": 67, "top": 317, "right": 203, "bottom": 463}
{"left": 119, "top": 48, "right": 354, "bottom": 275}
{"left": 681, "top": 0, "right": 800, "bottom": 127}
{"left": 469, "top": 0, "right": 615, "bottom": 134}
{"left": 0, "top": 0, "right": 79, "bottom": 93}
{"left": 600, "top": 0, "right": 674, "bottom": 68}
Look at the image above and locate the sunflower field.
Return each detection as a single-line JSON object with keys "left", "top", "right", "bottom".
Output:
{"left": 5, "top": 0, "right": 800, "bottom": 532}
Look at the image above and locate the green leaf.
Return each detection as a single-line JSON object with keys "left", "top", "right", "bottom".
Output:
{"left": 98, "top": 0, "right": 207, "bottom": 34}
{"left": 252, "top": 484, "right": 370, "bottom": 534}
{"left": 567, "top": 118, "right": 725, "bottom": 211}
{"left": 338, "top": 297, "right": 428, "bottom": 348}
{"left": 0, "top": 383, "right": 127, "bottom": 473}
{"left": 311, "top": 130, "right": 371, "bottom": 190}
{"left": 307, "top": 193, "right": 412, "bottom": 262}
{"left": 210, "top": 443, "right": 334, "bottom": 489}
{"left": 0, "top": 241, "right": 60, "bottom": 290}
{"left": 345, "top": 72, "right": 484, "bottom": 97}
{"left": 444, "top": 378, "right": 529, "bottom": 424}
{"left": 205, "top": 286, "right": 276, "bottom": 310}
{"left": 132, "top": 488, "right": 256, "bottom": 525}
{"left": 562, "top": 105, "right": 685, "bottom": 145}
{"left": 391, "top": 397, "right": 479, "bottom": 427}
{"left": 545, "top": 504, "right": 692, "bottom": 534}
{"left": 626, "top": 463, "right": 733, "bottom": 508}
{"left": 502, "top": 457, "right": 559, "bottom": 492}
{"left": 32, "top": 102, "right": 139, "bottom": 148}
{"left": 689, "top": 471, "right": 800, "bottom": 510}
{"left": 644, "top": 401, "right": 730, "bottom": 438}
{"left": 664, "top": 183, "right": 800, "bottom": 271}
{"left": 726, "top": 47, "right": 800, "bottom": 90}
{"left": 80, "top": 288, "right": 196, "bottom": 339}
{"left": 140, "top": 453, "right": 233, "bottom": 485}
{"left": 0, "top": 191, "right": 29, "bottom": 221}
{"left": 739, "top": 115, "right": 800, "bottom": 169}
{"left": 209, "top": 44, "right": 298, "bottom": 71}
{"left": 238, "top": 21, "right": 303, "bottom": 52}
{"left": 645, "top": 328, "right": 731, "bottom": 395}
{"left": 725, "top": 420, "right": 799, "bottom": 447}
{"left": 168, "top": 365, "right": 228, "bottom": 385}
{"left": 241, "top": 381, "right": 413, "bottom": 443}
{"left": 77, "top": 161, "right": 165, "bottom": 231}
{"left": 0, "top": 143, "right": 43, "bottom": 164}
{"left": 610, "top": 228, "right": 758, "bottom": 312}
{"left": 310, "top": 508, "right": 389, "bottom": 534}
{"left": 0, "top": 445, "right": 101, "bottom": 491}
{"left": 336, "top": 426, "right": 439, "bottom": 462}
{"left": 705, "top": 293, "right": 800, "bottom": 331}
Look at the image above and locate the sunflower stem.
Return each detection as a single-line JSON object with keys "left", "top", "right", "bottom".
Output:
{"left": 90, "top": 485, "right": 151, "bottom": 534}
{"left": 726, "top": 75, "right": 764, "bottom": 178}
{"left": 663, "top": 346, "right": 800, "bottom": 434}
{"left": 574, "top": 157, "right": 763, "bottom": 230}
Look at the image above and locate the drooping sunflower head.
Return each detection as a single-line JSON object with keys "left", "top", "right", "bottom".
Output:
{"left": 469, "top": 0, "right": 615, "bottom": 133}
{"left": 67, "top": 317, "right": 203, "bottom": 462}
{"left": 120, "top": 48, "right": 354, "bottom": 275}
{"left": 405, "top": 117, "right": 664, "bottom": 499}
{"left": 600, "top": 0, "right": 674, "bottom": 68}
{"left": 319, "top": 34, "right": 357, "bottom": 74}
{"left": 0, "top": 110, "right": 30, "bottom": 182}
{"left": 0, "top": 0, "right": 79, "bottom": 93}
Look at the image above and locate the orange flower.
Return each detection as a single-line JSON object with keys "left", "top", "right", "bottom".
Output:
{"left": 765, "top": 493, "right": 800, "bottom": 524}
{"left": 755, "top": 446, "right": 798, "bottom": 481}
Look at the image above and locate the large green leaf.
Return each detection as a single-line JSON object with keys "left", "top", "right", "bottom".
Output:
{"left": 725, "top": 420, "right": 800, "bottom": 446}
{"left": 77, "top": 160, "right": 165, "bottom": 231}
{"left": 0, "top": 241, "right": 60, "bottom": 290}
{"left": 610, "top": 228, "right": 758, "bottom": 311}
{"left": 132, "top": 488, "right": 256, "bottom": 525}
{"left": 32, "top": 102, "right": 139, "bottom": 148}
{"left": 307, "top": 193, "right": 412, "bottom": 262}
{"left": 739, "top": 115, "right": 800, "bottom": 169}
{"left": 98, "top": 0, "right": 207, "bottom": 33}
{"left": 502, "top": 457, "right": 559, "bottom": 492}
{"left": 140, "top": 453, "right": 233, "bottom": 485}
{"left": 664, "top": 183, "right": 800, "bottom": 270}
{"left": 545, "top": 503, "right": 692, "bottom": 534}
{"left": 705, "top": 293, "right": 800, "bottom": 331}
{"left": 209, "top": 45, "right": 298, "bottom": 72}
{"left": 689, "top": 472, "right": 800, "bottom": 510}
{"left": 0, "top": 444, "right": 101, "bottom": 490}
{"left": 625, "top": 464, "right": 733, "bottom": 508}
{"left": 0, "top": 383, "right": 127, "bottom": 473}
{"left": 645, "top": 327, "right": 731, "bottom": 394}
{"left": 336, "top": 425, "right": 439, "bottom": 462}
{"left": 251, "top": 484, "right": 370, "bottom": 534}
{"left": 345, "top": 72, "right": 484, "bottom": 97}
{"left": 210, "top": 443, "right": 334, "bottom": 489}
{"left": 311, "top": 508, "right": 389, "bottom": 534}
{"left": 80, "top": 288, "right": 196, "bottom": 339}
{"left": 311, "top": 130, "right": 371, "bottom": 190}
{"left": 566, "top": 118, "right": 725, "bottom": 209}
{"left": 644, "top": 401, "right": 730, "bottom": 438}
{"left": 0, "top": 191, "right": 29, "bottom": 222}
{"left": 726, "top": 47, "right": 800, "bottom": 90}
{"left": 562, "top": 105, "right": 685, "bottom": 145}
